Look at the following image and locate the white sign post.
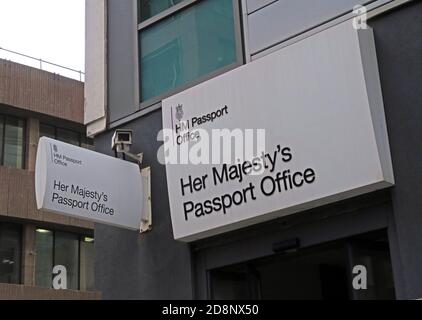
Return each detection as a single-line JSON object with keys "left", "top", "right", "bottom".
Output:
{"left": 162, "top": 22, "right": 394, "bottom": 242}
{"left": 35, "top": 137, "right": 146, "bottom": 230}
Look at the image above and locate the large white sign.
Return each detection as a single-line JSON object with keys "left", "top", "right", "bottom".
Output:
{"left": 162, "top": 22, "right": 394, "bottom": 242}
{"left": 35, "top": 137, "right": 144, "bottom": 230}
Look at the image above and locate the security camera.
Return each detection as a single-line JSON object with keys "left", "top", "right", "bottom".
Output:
{"left": 112, "top": 129, "right": 143, "bottom": 166}
{"left": 112, "top": 129, "right": 133, "bottom": 153}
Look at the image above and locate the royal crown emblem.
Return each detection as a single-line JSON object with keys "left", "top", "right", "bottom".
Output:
{"left": 175, "top": 104, "right": 184, "bottom": 122}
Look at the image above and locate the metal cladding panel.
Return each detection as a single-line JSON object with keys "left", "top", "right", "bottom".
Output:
{"left": 246, "top": 0, "right": 276, "bottom": 13}
{"left": 247, "top": 0, "right": 372, "bottom": 55}
{"left": 85, "top": 0, "right": 107, "bottom": 129}
{"left": 107, "top": 0, "right": 139, "bottom": 124}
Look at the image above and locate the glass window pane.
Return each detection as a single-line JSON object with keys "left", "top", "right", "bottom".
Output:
{"left": 57, "top": 128, "right": 80, "bottom": 146}
{"left": 0, "top": 116, "right": 4, "bottom": 165}
{"left": 81, "top": 136, "right": 95, "bottom": 151}
{"left": 138, "top": 0, "right": 184, "bottom": 22}
{"left": 54, "top": 232, "right": 79, "bottom": 290}
{"left": 140, "top": 0, "right": 237, "bottom": 101}
{"left": 3, "top": 117, "right": 25, "bottom": 169}
{"left": 35, "top": 229, "right": 53, "bottom": 288}
{"left": 0, "top": 223, "right": 21, "bottom": 284}
{"left": 80, "top": 237, "right": 95, "bottom": 291}
{"left": 39, "top": 123, "right": 56, "bottom": 139}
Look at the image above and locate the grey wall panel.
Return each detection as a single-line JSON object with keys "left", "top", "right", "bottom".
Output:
{"left": 369, "top": 1, "right": 422, "bottom": 299}
{"left": 85, "top": 0, "right": 107, "bottom": 131}
{"left": 108, "top": 0, "right": 139, "bottom": 123}
{"left": 246, "top": 0, "right": 276, "bottom": 13}
{"left": 248, "top": 0, "right": 372, "bottom": 55}
{"left": 94, "top": 109, "right": 194, "bottom": 299}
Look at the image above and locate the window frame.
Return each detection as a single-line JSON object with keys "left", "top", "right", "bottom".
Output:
{"left": 39, "top": 123, "right": 94, "bottom": 149}
{"left": 34, "top": 228, "right": 94, "bottom": 291}
{"left": 136, "top": 0, "right": 244, "bottom": 110}
{"left": 39, "top": 123, "right": 81, "bottom": 147}
{"left": 0, "top": 114, "right": 26, "bottom": 169}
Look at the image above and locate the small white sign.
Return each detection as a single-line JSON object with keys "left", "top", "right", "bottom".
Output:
{"left": 162, "top": 22, "right": 394, "bottom": 241}
{"left": 35, "top": 137, "right": 144, "bottom": 230}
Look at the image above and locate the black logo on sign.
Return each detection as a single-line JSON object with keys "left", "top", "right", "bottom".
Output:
{"left": 53, "top": 145, "right": 58, "bottom": 153}
{"left": 175, "top": 104, "right": 184, "bottom": 122}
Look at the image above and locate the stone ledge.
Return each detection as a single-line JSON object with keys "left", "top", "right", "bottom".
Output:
{"left": 0, "top": 167, "right": 94, "bottom": 230}
{"left": 0, "top": 283, "right": 101, "bottom": 300}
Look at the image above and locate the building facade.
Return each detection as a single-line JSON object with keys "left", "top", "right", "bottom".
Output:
{"left": 0, "top": 59, "right": 99, "bottom": 299}
{"left": 85, "top": 0, "right": 422, "bottom": 299}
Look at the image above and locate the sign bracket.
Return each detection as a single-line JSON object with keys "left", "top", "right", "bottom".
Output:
{"left": 140, "top": 166, "right": 152, "bottom": 234}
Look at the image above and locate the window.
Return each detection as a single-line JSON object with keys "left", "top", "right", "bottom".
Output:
{"left": 39, "top": 123, "right": 55, "bottom": 140}
{"left": 80, "top": 236, "right": 95, "bottom": 291}
{"left": 54, "top": 232, "right": 79, "bottom": 290}
{"left": 0, "top": 115, "right": 25, "bottom": 169}
{"left": 0, "top": 223, "right": 21, "bottom": 284}
{"left": 57, "top": 129, "right": 80, "bottom": 147}
{"left": 39, "top": 124, "right": 94, "bottom": 150}
{"left": 35, "top": 229, "right": 53, "bottom": 288}
{"left": 35, "top": 229, "right": 95, "bottom": 291}
{"left": 138, "top": 0, "right": 241, "bottom": 103}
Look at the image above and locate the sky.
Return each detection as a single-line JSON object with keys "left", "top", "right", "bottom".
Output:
{"left": 0, "top": 0, "right": 85, "bottom": 80}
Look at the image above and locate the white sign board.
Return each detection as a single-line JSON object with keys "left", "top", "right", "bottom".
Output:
{"left": 162, "top": 22, "right": 394, "bottom": 242}
{"left": 35, "top": 137, "right": 144, "bottom": 230}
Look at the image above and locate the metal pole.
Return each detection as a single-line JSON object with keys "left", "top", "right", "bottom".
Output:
{"left": 1, "top": 46, "right": 85, "bottom": 81}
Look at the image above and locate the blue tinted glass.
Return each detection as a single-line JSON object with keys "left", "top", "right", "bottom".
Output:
{"left": 140, "top": 0, "right": 237, "bottom": 102}
{"left": 139, "top": 0, "right": 184, "bottom": 22}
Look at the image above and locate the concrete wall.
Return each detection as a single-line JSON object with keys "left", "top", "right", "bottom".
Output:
{"left": 0, "top": 60, "right": 96, "bottom": 298}
{"left": 0, "top": 166, "right": 93, "bottom": 229}
{"left": 0, "top": 59, "right": 84, "bottom": 123}
{"left": 0, "top": 60, "right": 92, "bottom": 229}
{"left": 0, "top": 283, "right": 101, "bottom": 300}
